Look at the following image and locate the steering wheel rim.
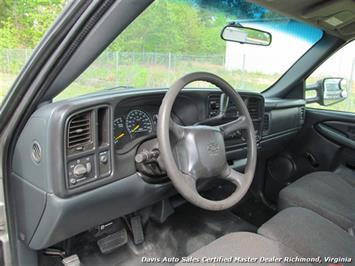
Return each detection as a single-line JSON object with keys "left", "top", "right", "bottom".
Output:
{"left": 157, "top": 72, "right": 257, "bottom": 211}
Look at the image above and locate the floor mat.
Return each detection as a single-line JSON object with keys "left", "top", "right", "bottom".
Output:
{"left": 231, "top": 194, "right": 276, "bottom": 227}
{"left": 68, "top": 204, "right": 256, "bottom": 266}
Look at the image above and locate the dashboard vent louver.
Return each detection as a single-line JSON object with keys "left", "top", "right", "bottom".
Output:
{"left": 247, "top": 98, "right": 259, "bottom": 120}
{"left": 263, "top": 113, "right": 270, "bottom": 131}
{"left": 67, "top": 112, "right": 92, "bottom": 148}
{"left": 300, "top": 107, "right": 305, "bottom": 122}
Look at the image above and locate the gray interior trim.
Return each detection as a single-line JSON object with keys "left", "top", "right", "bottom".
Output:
{"left": 264, "top": 98, "right": 305, "bottom": 110}
{"left": 316, "top": 123, "right": 355, "bottom": 150}
{"left": 251, "top": 0, "right": 355, "bottom": 40}
{"left": 29, "top": 173, "right": 174, "bottom": 250}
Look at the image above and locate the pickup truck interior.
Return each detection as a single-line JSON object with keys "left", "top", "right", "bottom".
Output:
{"left": 1, "top": 0, "right": 355, "bottom": 265}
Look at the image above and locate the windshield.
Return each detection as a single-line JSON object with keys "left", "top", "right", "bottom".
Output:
{"left": 56, "top": 0, "right": 323, "bottom": 100}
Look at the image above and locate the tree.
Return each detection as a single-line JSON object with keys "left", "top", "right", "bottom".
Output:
{"left": 109, "top": 0, "right": 229, "bottom": 55}
{"left": 0, "top": 0, "right": 64, "bottom": 48}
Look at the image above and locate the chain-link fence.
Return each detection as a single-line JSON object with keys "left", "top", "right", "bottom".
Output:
{"left": 74, "top": 51, "right": 227, "bottom": 89}
{"left": 0, "top": 49, "right": 230, "bottom": 100}
{"left": 0, "top": 49, "right": 33, "bottom": 74}
{"left": 1, "top": 49, "right": 354, "bottom": 106}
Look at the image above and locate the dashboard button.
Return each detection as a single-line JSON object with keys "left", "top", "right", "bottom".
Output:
{"left": 86, "top": 162, "right": 92, "bottom": 173}
{"left": 100, "top": 154, "right": 108, "bottom": 164}
{"left": 99, "top": 151, "right": 111, "bottom": 177}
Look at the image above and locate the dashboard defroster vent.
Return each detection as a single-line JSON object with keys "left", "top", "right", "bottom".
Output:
{"left": 67, "top": 111, "right": 92, "bottom": 149}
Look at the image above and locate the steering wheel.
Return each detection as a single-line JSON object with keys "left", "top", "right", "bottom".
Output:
{"left": 157, "top": 72, "right": 257, "bottom": 211}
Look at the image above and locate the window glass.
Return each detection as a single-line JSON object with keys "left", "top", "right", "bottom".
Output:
{"left": 55, "top": 0, "right": 323, "bottom": 101}
{"left": 0, "top": 1, "right": 64, "bottom": 105}
{"left": 306, "top": 40, "right": 355, "bottom": 112}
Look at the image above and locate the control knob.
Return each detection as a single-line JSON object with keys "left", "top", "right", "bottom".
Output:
{"left": 73, "top": 164, "right": 88, "bottom": 177}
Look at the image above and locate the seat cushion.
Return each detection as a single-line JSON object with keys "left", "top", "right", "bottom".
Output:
{"left": 176, "top": 232, "right": 309, "bottom": 266}
{"left": 258, "top": 207, "right": 355, "bottom": 262}
{"left": 279, "top": 171, "right": 355, "bottom": 230}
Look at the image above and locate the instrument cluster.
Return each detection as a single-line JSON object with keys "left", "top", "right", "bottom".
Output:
{"left": 113, "top": 108, "right": 158, "bottom": 150}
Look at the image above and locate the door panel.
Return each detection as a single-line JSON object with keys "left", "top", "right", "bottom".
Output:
{"left": 290, "top": 108, "right": 355, "bottom": 173}
{"left": 316, "top": 122, "right": 355, "bottom": 150}
{"left": 263, "top": 108, "right": 355, "bottom": 202}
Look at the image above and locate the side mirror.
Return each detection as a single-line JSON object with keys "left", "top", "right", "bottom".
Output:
{"left": 306, "top": 78, "right": 348, "bottom": 106}
{"left": 221, "top": 24, "right": 272, "bottom": 46}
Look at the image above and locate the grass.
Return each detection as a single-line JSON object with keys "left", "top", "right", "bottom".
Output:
{"left": 52, "top": 62, "right": 280, "bottom": 101}
{"left": 1, "top": 61, "right": 354, "bottom": 113}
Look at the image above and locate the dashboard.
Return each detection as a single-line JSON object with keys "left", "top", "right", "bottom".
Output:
{"left": 11, "top": 87, "right": 305, "bottom": 250}
{"left": 67, "top": 91, "right": 265, "bottom": 191}
{"left": 111, "top": 92, "right": 264, "bottom": 153}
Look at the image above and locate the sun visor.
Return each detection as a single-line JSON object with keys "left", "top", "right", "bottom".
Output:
{"left": 302, "top": 0, "right": 355, "bottom": 36}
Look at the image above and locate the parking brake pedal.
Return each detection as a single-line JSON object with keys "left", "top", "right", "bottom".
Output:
{"left": 97, "top": 229, "right": 128, "bottom": 254}
{"left": 130, "top": 215, "right": 144, "bottom": 245}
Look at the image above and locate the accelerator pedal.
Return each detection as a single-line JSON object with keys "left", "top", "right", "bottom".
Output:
{"left": 130, "top": 215, "right": 145, "bottom": 245}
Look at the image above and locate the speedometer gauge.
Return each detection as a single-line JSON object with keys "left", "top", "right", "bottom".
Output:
{"left": 126, "top": 109, "right": 153, "bottom": 136}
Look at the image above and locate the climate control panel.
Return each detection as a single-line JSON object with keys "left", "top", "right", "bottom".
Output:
{"left": 67, "top": 155, "right": 96, "bottom": 188}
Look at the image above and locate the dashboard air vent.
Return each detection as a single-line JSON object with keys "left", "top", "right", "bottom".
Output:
{"left": 300, "top": 107, "right": 305, "bottom": 122}
{"left": 247, "top": 98, "right": 260, "bottom": 120}
{"left": 67, "top": 111, "right": 92, "bottom": 149}
{"left": 263, "top": 113, "right": 270, "bottom": 131}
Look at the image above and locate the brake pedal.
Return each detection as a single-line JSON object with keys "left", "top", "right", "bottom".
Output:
{"left": 130, "top": 215, "right": 144, "bottom": 245}
{"left": 97, "top": 229, "right": 128, "bottom": 254}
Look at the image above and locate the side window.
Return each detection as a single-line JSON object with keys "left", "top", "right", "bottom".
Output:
{"left": 0, "top": 2, "right": 64, "bottom": 106}
{"left": 305, "top": 40, "right": 355, "bottom": 112}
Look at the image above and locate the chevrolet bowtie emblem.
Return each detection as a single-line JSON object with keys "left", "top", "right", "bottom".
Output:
{"left": 207, "top": 142, "right": 220, "bottom": 154}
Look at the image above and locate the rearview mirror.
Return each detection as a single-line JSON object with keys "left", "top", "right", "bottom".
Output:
{"left": 306, "top": 78, "right": 348, "bottom": 106}
{"left": 221, "top": 24, "right": 272, "bottom": 46}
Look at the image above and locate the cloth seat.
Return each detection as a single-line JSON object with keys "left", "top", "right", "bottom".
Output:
{"left": 176, "top": 231, "right": 309, "bottom": 266}
{"left": 177, "top": 207, "right": 355, "bottom": 266}
{"left": 258, "top": 207, "right": 355, "bottom": 264}
{"left": 278, "top": 171, "right": 355, "bottom": 230}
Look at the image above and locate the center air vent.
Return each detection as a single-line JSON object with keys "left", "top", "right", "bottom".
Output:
{"left": 208, "top": 94, "right": 221, "bottom": 117}
{"left": 299, "top": 107, "right": 305, "bottom": 124}
{"left": 247, "top": 98, "right": 260, "bottom": 120}
{"left": 263, "top": 113, "right": 270, "bottom": 132}
{"left": 67, "top": 111, "right": 92, "bottom": 150}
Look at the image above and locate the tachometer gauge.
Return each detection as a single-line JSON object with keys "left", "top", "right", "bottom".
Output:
{"left": 113, "top": 117, "right": 129, "bottom": 148}
{"left": 126, "top": 110, "right": 152, "bottom": 137}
